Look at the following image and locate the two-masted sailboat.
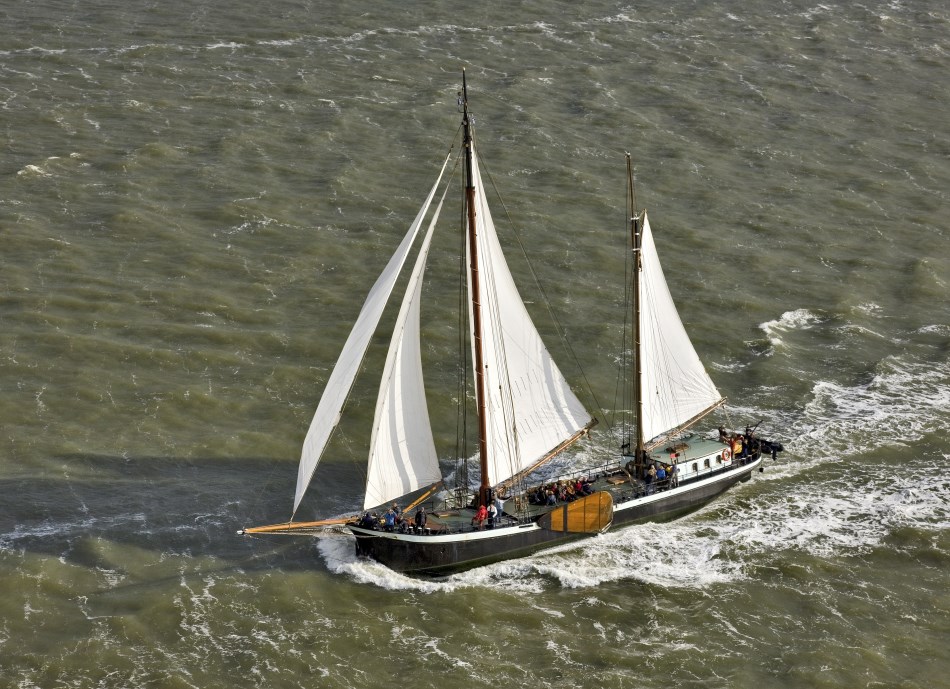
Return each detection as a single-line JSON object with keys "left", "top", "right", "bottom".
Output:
{"left": 240, "top": 73, "right": 781, "bottom": 575}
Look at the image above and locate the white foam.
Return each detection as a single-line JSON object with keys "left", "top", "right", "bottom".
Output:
{"left": 797, "top": 355, "right": 950, "bottom": 458}
{"left": 17, "top": 164, "right": 51, "bottom": 177}
{"left": 0, "top": 513, "right": 146, "bottom": 551}
{"left": 759, "top": 308, "right": 824, "bottom": 349}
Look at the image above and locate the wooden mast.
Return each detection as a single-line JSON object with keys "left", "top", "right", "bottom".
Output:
{"left": 461, "top": 70, "right": 491, "bottom": 508}
{"left": 626, "top": 154, "right": 645, "bottom": 475}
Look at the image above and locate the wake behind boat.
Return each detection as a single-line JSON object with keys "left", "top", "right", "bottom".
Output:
{"left": 240, "top": 73, "right": 783, "bottom": 575}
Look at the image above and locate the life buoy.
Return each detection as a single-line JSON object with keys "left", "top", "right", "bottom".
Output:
{"left": 721, "top": 449, "right": 732, "bottom": 461}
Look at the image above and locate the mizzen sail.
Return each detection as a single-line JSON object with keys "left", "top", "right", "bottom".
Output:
{"left": 637, "top": 211, "right": 723, "bottom": 444}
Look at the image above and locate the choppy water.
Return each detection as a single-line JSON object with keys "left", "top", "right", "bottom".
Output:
{"left": 2, "top": 1, "right": 949, "bottom": 687}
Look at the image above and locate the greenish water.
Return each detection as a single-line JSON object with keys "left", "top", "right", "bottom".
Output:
{"left": 2, "top": 1, "right": 948, "bottom": 688}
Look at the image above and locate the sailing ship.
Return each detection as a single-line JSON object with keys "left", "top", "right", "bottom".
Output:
{"left": 240, "top": 73, "right": 782, "bottom": 575}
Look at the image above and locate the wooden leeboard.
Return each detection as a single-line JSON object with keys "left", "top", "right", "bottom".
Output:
{"left": 539, "top": 491, "right": 614, "bottom": 533}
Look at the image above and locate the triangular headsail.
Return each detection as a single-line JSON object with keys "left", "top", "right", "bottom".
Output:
{"left": 637, "top": 211, "right": 724, "bottom": 444}
{"left": 364, "top": 192, "right": 447, "bottom": 510}
{"left": 292, "top": 155, "right": 451, "bottom": 517}
{"left": 467, "top": 150, "right": 594, "bottom": 486}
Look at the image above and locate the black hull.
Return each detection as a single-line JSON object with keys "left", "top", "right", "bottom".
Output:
{"left": 352, "top": 523, "right": 589, "bottom": 576}
{"left": 612, "top": 456, "right": 761, "bottom": 527}
{"left": 349, "top": 456, "right": 762, "bottom": 576}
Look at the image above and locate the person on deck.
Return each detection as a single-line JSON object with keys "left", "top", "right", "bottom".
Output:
{"left": 414, "top": 506, "right": 427, "bottom": 533}
{"left": 383, "top": 507, "right": 396, "bottom": 532}
{"left": 472, "top": 504, "right": 488, "bottom": 530}
{"left": 487, "top": 502, "right": 497, "bottom": 528}
{"left": 646, "top": 463, "right": 657, "bottom": 494}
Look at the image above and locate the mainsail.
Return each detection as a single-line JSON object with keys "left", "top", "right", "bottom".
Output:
{"left": 467, "top": 151, "right": 594, "bottom": 486}
{"left": 292, "top": 156, "right": 451, "bottom": 517}
{"left": 637, "top": 211, "right": 723, "bottom": 444}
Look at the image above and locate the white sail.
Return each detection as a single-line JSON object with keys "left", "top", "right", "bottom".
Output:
{"left": 638, "top": 211, "right": 723, "bottom": 443}
{"left": 364, "top": 194, "right": 446, "bottom": 510}
{"left": 293, "top": 156, "right": 451, "bottom": 516}
{"left": 467, "top": 151, "right": 593, "bottom": 486}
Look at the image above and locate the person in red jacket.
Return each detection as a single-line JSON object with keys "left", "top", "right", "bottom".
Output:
{"left": 471, "top": 504, "right": 488, "bottom": 530}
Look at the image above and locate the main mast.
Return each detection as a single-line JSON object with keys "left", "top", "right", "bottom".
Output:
{"left": 461, "top": 71, "right": 491, "bottom": 508}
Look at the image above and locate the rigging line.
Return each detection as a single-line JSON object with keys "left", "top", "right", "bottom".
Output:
{"left": 474, "top": 146, "right": 611, "bottom": 434}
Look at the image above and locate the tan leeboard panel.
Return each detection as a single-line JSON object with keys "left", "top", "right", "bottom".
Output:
{"left": 539, "top": 491, "right": 614, "bottom": 533}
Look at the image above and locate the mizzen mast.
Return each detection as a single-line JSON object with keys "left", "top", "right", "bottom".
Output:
{"left": 627, "top": 154, "right": 646, "bottom": 475}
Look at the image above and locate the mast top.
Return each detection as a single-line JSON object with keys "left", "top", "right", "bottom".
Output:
{"left": 460, "top": 69, "right": 471, "bottom": 121}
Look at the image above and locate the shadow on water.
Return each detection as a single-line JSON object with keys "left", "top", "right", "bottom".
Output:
{"left": 0, "top": 453, "right": 360, "bottom": 575}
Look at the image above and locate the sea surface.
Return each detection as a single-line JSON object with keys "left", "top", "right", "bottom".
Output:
{"left": 2, "top": 1, "right": 948, "bottom": 687}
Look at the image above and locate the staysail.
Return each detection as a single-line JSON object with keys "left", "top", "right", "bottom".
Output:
{"left": 467, "top": 150, "right": 594, "bottom": 486}
{"left": 364, "top": 193, "right": 447, "bottom": 509}
{"left": 637, "top": 211, "right": 723, "bottom": 444}
{"left": 293, "top": 155, "right": 451, "bottom": 517}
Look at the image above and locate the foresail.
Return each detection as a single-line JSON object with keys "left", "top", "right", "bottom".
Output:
{"left": 638, "top": 211, "right": 723, "bottom": 443}
{"left": 292, "top": 155, "right": 451, "bottom": 517}
{"left": 364, "top": 193, "right": 446, "bottom": 510}
{"left": 467, "top": 152, "right": 593, "bottom": 487}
